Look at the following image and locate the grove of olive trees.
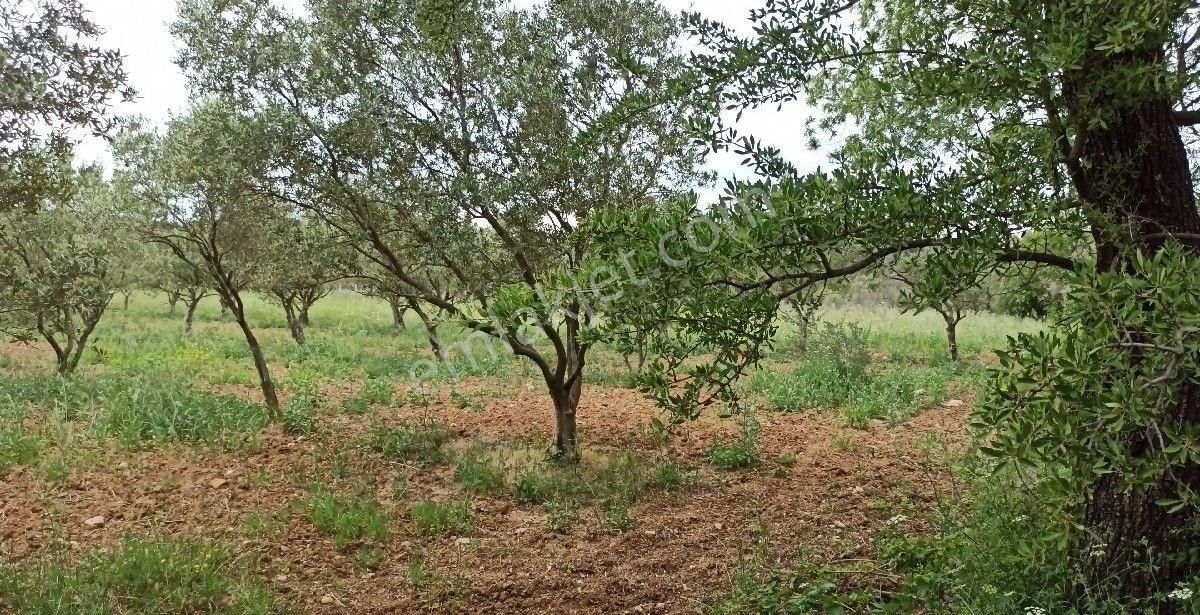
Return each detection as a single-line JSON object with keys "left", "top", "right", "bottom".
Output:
{"left": 2, "top": 0, "right": 1199, "bottom": 613}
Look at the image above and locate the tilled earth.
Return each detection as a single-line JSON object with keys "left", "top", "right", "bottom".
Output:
{"left": 0, "top": 376, "right": 968, "bottom": 614}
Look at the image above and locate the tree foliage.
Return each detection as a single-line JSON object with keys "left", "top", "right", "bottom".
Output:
{"left": 170, "top": 0, "right": 702, "bottom": 459}
{"left": 0, "top": 166, "right": 134, "bottom": 374}
{"left": 0, "top": 0, "right": 132, "bottom": 211}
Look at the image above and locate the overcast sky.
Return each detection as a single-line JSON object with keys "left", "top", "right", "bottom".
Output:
{"left": 75, "top": 0, "right": 827, "bottom": 184}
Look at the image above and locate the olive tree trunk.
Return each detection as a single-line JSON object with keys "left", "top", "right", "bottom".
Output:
{"left": 184, "top": 298, "right": 201, "bottom": 334}
{"left": 407, "top": 298, "right": 447, "bottom": 363}
{"left": 388, "top": 295, "right": 407, "bottom": 330}
{"left": 1063, "top": 42, "right": 1200, "bottom": 608}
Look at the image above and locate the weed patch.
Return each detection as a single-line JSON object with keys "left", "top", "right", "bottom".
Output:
{"left": 0, "top": 536, "right": 275, "bottom": 615}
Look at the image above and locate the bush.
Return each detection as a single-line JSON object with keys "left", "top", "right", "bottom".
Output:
{"left": 805, "top": 321, "right": 873, "bottom": 384}
{"left": 0, "top": 536, "right": 275, "bottom": 615}
{"left": 409, "top": 500, "right": 472, "bottom": 536}
{"left": 875, "top": 462, "right": 1074, "bottom": 614}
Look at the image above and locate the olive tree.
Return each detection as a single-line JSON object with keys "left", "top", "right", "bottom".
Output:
{"left": 260, "top": 215, "right": 354, "bottom": 346}
{"left": 0, "top": 166, "right": 132, "bottom": 374}
{"left": 0, "top": 0, "right": 131, "bottom": 213}
{"left": 116, "top": 102, "right": 286, "bottom": 417}
{"left": 172, "top": 0, "right": 701, "bottom": 461}
{"left": 884, "top": 252, "right": 992, "bottom": 362}
{"left": 596, "top": 0, "right": 1200, "bottom": 606}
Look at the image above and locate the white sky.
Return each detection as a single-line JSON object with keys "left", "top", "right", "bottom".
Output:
{"left": 75, "top": 0, "right": 828, "bottom": 183}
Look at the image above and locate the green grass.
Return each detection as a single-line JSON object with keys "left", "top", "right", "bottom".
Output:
{"left": 90, "top": 291, "right": 529, "bottom": 386}
{"left": 409, "top": 500, "right": 473, "bottom": 536}
{"left": 0, "top": 373, "right": 269, "bottom": 462}
{"left": 773, "top": 305, "right": 1040, "bottom": 363}
{"left": 341, "top": 377, "right": 395, "bottom": 414}
{"left": 500, "top": 448, "right": 696, "bottom": 509}
{"left": 368, "top": 419, "right": 455, "bottom": 467}
{"left": 454, "top": 444, "right": 507, "bottom": 493}
{"left": 704, "top": 413, "right": 761, "bottom": 470}
{"left": 0, "top": 536, "right": 275, "bottom": 615}
{"left": 304, "top": 485, "right": 390, "bottom": 548}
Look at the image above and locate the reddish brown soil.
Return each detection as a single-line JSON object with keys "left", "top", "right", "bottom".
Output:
{"left": 0, "top": 376, "right": 968, "bottom": 614}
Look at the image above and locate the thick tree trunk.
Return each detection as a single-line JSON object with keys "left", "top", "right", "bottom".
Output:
{"left": 284, "top": 305, "right": 306, "bottom": 346}
{"left": 389, "top": 296, "right": 407, "bottom": 330}
{"left": 548, "top": 304, "right": 587, "bottom": 463}
{"left": 549, "top": 382, "right": 581, "bottom": 463}
{"left": 184, "top": 299, "right": 200, "bottom": 335}
{"left": 942, "top": 313, "right": 959, "bottom": 362}
{"left": 235, "top": 315, "right": 280, "bottom": 419}
{"left": 299, "top": 306, "right": 312, "bottom": 327}
{"left": 1063, "top": 43, "right": 1200, "bottom": 610}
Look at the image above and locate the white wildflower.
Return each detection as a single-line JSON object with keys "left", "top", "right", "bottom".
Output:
{"left": 1024, "top": 607, "right": 1047, "bottom": 615}
{"left": 1013, "top": 515, "right": 1029, "bottom": 523}
{"left": 1168, "top": 585, "right": 1194, "bottom": 601}
{"left": 885, "top": 514, "right": 908, "bottom": 527}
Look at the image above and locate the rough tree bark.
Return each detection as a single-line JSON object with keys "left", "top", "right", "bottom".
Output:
{"left": 545, "top": 300, "right": 586, "bottom": 462}
{"left": 234, "top": 313, "right": 280, "bottom": 418}
{"left": 184, "top": 298, "right": 201, "bottom": 334}
{"left": 406, "top": 298, "right": 446, "bottom": 363}
{"left": 388, "top": 295, "right": 407, "bottom": 330}
{"left": 1062, "top": 42, "right": 1200, "bottom": 609}
{"left": 281, "top": 298, "right": 306, "bottom": 346}
{"left": 939, "top": 309, "right": 962, "bottom": 362}
{"left": 38, "top": 305, "right": 104, "bottom": 377}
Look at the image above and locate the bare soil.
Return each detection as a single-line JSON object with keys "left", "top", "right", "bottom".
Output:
{"left": 0, "top": 375, "right": 969, "bottom": 614}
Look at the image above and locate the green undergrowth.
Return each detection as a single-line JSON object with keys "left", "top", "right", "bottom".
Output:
{"left": 0, "top": 536, "right": 276, "bottom": 615}
{"left": 0, "top": 373, "right": 269, "bottom": 473}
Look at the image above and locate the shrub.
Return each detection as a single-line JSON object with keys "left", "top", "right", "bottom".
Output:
{"left": 805, "top": 321, "right": 873, "bottom": 384}
{"left": 409, "top": 500, "right": 473, "bottom": 536}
